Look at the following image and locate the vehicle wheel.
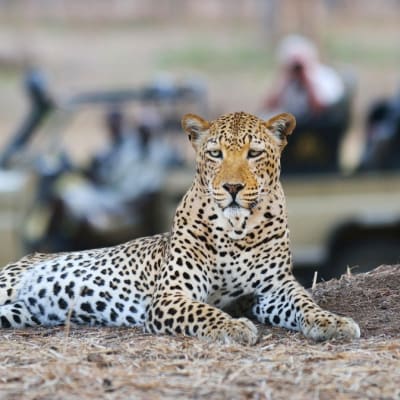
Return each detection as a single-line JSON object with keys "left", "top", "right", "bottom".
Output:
{"left": 321, "top": 238, "right": 400, "bottom": 281}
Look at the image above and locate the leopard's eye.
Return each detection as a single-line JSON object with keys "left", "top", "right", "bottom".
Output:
{"left": 208, "top": 150, "right": 223, "bottom": 159}
{"left": 247, "top": 150, "right": 264, "bottom": 159}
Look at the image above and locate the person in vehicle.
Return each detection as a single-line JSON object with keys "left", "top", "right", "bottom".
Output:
{"left": 261, "top": 35, "right": 352, "bottom": 173}
{"left": 358, "top": 89, "right": 400, "bottom": 171}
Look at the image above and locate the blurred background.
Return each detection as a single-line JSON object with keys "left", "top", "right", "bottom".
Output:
{"left": 0, "top": 0, "right": 399, "bottom": 285}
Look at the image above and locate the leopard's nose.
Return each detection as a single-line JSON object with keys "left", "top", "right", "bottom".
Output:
{"left": 223, "top": 183, "right": 244, "bottom": 199}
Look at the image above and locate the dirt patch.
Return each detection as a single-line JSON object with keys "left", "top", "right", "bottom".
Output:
{"left": 1, "top": 266, "right": 400, "bottom": 400}
{"left": 312, "top": 264, "right": 400, "bottom": 338}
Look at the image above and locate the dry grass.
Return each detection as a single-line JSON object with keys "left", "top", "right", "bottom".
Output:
{"left": 1, "top": 265, "right": 400, "bottom": 400}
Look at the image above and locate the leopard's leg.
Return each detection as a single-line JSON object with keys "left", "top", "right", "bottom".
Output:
{"left": 0, "top": 256, "right": 46, "bottom": 328}
{"left": 0, "top": 254, "right": 48, "bottom": 306}
{"left": 253, "top": 276, "right": 360, "bottom": 341}
{"left": 0, "top": 301, "right": 41, "bottom": 328}
{"left": 145, "top": 291, "right": 258, "bottom": 345}
{"left": 0, "top": 265, "right": 27, "bottom": 306}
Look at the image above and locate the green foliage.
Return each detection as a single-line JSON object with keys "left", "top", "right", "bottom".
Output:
{"left": 325, "top": 37, "right": 400, "bottom": 65}
{"left": 156, "top": 43, "right": 275, "bottom": 74}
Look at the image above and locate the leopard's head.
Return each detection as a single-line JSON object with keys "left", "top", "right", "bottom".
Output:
{"left": 182, "top": 111, "right": 295, "bottom": 238}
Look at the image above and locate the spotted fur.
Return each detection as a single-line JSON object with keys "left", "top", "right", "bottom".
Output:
{"left": 0, "top": 112, "right": 360, "bottom": 344}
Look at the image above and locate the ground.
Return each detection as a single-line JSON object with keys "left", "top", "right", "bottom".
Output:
{"left": 0, "top": 265, "right": 399, "bottom": 400}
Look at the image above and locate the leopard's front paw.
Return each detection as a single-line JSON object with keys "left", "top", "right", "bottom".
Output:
{"left": 301, "top": 313, "right": 360, "bottom": 342}
{"left": 207, "top": 317, "right": 258, "bottom": 345}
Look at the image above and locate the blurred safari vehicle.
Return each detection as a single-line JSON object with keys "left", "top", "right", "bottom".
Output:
{"left": 0, "top": 70, "right": 206, "bottom": 260}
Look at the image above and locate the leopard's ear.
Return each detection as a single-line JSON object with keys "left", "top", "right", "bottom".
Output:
{"left": 182, "top": 113, "right": 210, "bottom": 151}
{"left": 263, "top": 113, "right": 296, "bottom": 150}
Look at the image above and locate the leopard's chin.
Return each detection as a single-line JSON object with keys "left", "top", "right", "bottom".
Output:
{"left": 222, "top": 205, "right": 250, "bottom": 240}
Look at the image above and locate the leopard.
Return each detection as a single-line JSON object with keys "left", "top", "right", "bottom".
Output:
{"left": 0, "top": 111, "right": 360, "bottom": 344}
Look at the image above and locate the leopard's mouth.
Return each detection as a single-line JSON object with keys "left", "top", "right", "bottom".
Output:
{"left": 223, "top": 199, "right": 258, "bottom": 212}
{"left": 224, "top": 201, "right": 241, "bottom": 210}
